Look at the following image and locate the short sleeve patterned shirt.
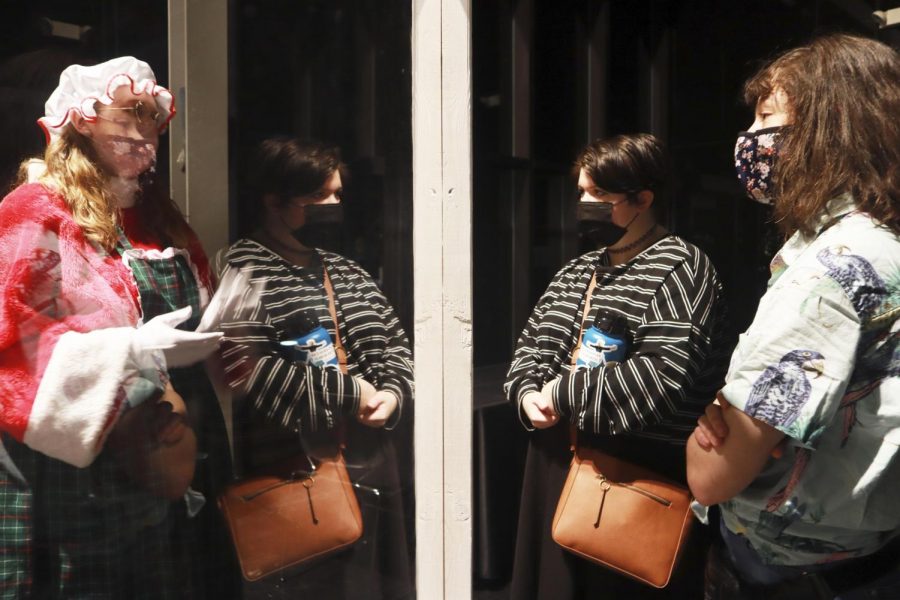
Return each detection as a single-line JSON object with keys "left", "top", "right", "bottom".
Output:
{"left": 720, "top": 195, "right": 900, "bottom": 566}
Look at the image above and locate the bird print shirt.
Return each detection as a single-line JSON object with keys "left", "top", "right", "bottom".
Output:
{"left": 720, "top": 195, "right": 900, "bottom": 566}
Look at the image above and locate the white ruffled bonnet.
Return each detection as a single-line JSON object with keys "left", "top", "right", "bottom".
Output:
{"left": 38, "top": 56, "right": 176, "bottom": 143}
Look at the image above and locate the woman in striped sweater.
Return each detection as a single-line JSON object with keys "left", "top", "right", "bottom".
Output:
{"left": 218, "top": 137, "right": 414, "bottom": 599}
{"left": 504, "top": 133, "right": 729, "bottom": 599}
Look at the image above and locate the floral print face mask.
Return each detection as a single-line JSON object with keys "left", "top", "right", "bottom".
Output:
{"left": 734, "top": 126, "right": 785, "bottom": 205}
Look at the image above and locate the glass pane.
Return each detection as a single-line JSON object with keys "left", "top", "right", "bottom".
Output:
{"left": 224, "top": 1, "right": 415, "bottom": 598}
{"left": 0, "top": 1, "right": 413, "bottom": 599}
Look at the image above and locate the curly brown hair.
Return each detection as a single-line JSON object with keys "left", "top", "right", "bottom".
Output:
{"left": 744, "top": 34, "right": 900, "bottom": 237}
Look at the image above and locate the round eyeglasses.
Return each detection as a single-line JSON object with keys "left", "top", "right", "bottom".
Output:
{"left": 95, "top": 100, "right": 161, "bottom": 129}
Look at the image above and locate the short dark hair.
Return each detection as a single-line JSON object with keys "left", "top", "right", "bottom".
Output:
{"left": 744, "top": 34, "right": 900, "bottom": 236}
{"left": 574, "top": 133, "right": 667, "bottom": 207}
{"left": 247, "top": 136, "right": 346, "bottom": 208}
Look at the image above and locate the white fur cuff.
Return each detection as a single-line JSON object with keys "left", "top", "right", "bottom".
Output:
{"left": 24, "top": 328, "right": 134, "bottom": 467}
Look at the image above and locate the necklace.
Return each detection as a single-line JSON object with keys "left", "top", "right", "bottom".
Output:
{"left": 607, "top": 224, "right": 664, "bottom": 254}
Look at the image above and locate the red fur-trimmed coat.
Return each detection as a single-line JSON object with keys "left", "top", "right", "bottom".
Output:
{"left": 0, "top": 183, "right": 161, "bottom": 467}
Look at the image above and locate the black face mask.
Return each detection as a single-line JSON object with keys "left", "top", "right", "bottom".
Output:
{"left": 576, "top": 201, "right": 628, "bottom": 248}
{"left": 291, "top": 203, "right": 344, "bottom": 250}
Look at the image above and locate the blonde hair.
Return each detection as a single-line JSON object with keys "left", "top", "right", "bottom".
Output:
{"left": 19, "top": 124, "right": 193, "bottom": 251}
{"left": 35, "top": 125, "right": 121, "bottom": 250}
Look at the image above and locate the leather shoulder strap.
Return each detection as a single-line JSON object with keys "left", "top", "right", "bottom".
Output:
{"left": 322, "top": 268, "right": 352, "bottom": 448}
{"left": 569, "top": 271, "right": 598, "bottom": 451}
{"left": 570, "top": 272, "right": 598, "bottom": 368}
{"left": 322, "top": 268, "right": 349, "bottom": 375}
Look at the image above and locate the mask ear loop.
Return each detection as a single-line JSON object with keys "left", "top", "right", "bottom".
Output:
{"left": 276, "top": 195, "right": 308, "bottom": 233}
{"left": 620, "top": 199, "right": 642, "bottom": 232}
{"left": 606, "top": 196, "right": 656, "bottom": 254}
{"left": 276, "top": 200, "right": 292, "bottom": 233}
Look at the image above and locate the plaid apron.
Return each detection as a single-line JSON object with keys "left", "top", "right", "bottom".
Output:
{"left": 118, "top": 234, "right": 239, "bottom": 599}
{"left": 0, "top": 451, "right": 32, "bottom": 599}
{"left": 0, "top": 235, "right": 236, "bottom": 600}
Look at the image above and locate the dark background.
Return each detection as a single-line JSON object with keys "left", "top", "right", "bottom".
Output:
{"left": 473, "top": 0, "right": 899, "bottom": 372}
{"left": 1, "top": 1, "right": 899, "bottom": 595}
{"left": 0, "top": 2, "right": 169, "bottom": 196}
{"left": 470, "top": 0, "right": 900, "bottom": 592}
{"left": 231, "top": 0, "right": 413, "bottom": 337}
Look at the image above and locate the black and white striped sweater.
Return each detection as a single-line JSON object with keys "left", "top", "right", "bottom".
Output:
{"left": 504, "top": 235, "right": 728, "bottom": 443}
{"left": 220, "top": 239, "right": 413, "bottom": 434}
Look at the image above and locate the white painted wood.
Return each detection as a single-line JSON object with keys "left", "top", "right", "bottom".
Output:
{"left": 413, "top": 0, "right": 473, "bottom": 597}
{"left": 167, "top": 0, "right": 186, "bottom": 215}
{"left": 167, "top": 0, "right": 229, "bottom": 257}
{"left": 413, "top": 1, "right": 447, "bottom": 598}
{"left": 875, "top": 7, "right": 900, "bottom": 28}
{"left": 441, "top": 1, "right": 473, "bottom": 599}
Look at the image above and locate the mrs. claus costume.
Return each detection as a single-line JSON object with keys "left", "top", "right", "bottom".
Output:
{"left": 0, "top": 57, "right": 236, "bottom": 599}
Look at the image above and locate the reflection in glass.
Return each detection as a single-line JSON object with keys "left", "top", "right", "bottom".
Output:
{"left": 216, "top": 137, "right": 414, "bottom": 598}
{"left": 229, "top": 2, "right": 415, "bottom": 598}
{"left": 0, "top": 1, "right": 414, "bottom": 599}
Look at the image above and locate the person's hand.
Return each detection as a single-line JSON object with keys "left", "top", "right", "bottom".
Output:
{"left": 357, "top": 390, "right": 399, "bottom": 428}
{"left": 133, "top": 306, "right": 223, "bottom": 368}
{"left": 356, "top": 376, "right": 377, "bottom": 405}
{"left": 693, "top": 399, "right": 730, "bottom": 450}
{"left": 693, "top": 394, "right": 785, "bottom": 459}
{"left": 354, "top": 376, "right": 379, "bottom": 426}
{"left": 152, "top": 384, "right": 190, "bottom": 446}
{"left": 108, "top": 383, "right": 197, "bottom": 499}
{"left": 522, "top": 381, "right": 560, "bottom": 429}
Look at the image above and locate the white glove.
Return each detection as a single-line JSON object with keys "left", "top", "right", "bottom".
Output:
{"left": 133, "top": 306, "right": 223, "bottom": 368}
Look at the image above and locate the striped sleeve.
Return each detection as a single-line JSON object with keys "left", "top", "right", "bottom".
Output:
{"left": 503, "top": 260, "right": 588, "bottom": 429}
{"left": 329, "top": 258, "right": 413, "bottom": 430}
{"left": 553, "top": 252, "right": 721, "bottom": 437}
{"left": 219, "top": 266, "right": 362, "bottom": 434}
{"left": 503, "top": 292, "right": 549, "bottom": 430}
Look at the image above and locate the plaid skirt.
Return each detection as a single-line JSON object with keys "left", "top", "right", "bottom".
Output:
{"left": 0, "top": 438, "right": 188, "bottom": 600}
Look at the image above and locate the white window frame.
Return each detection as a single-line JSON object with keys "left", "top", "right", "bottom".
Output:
{"left": 170, "top": 2, "right": 473, "bottom": 598}
{"left": 412, "top": 1, "right": 473, "bottom": 599}
{"left": 167, "top": 0, "right": 230, "bottom": 257}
